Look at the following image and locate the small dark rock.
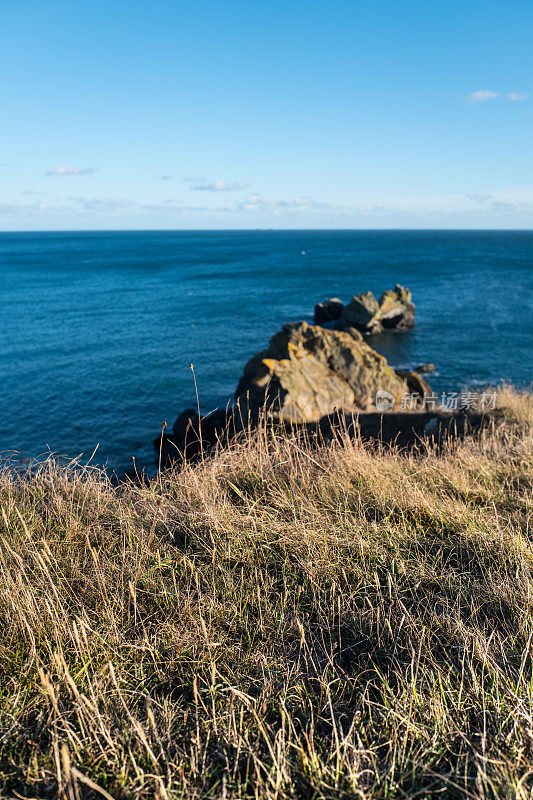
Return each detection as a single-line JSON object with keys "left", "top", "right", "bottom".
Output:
{"left": 173, "top": 408, "right": 199, "bottom": 437}
{"left": 314, "top": 297, "right": 344, "bottom": 325}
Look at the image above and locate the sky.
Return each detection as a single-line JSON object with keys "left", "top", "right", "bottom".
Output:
{"left": 1, "top": 0, "right": 532, "bottom": 230}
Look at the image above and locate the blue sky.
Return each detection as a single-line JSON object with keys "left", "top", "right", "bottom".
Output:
{"left": 1, "top": 0, "right": 532, "bottom": 229}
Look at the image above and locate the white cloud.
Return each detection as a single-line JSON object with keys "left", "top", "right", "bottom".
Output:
{"left": 466, "top": 193, "right": 493, "bottom": 203}
{"left": 489, "top": 199, "right": 526, "bottom": 212}
{"left": 465, "top": 90, "right": 500, "bottom": 104}
{"left": 464, "top": 90, "right": 529, "bottom": 105}
{"left": 3, "top": 186, "right": 532, "bottom": 226}
{"left": 156, "top": 174, "right": 174, "bottom": 180}
{"left": 238, "top": 194, "right": 328, "bottom": 211}
{"left": 465, "top": 191, "right": 530, "bottom": 213}
{"left": 233, "top": 195, "right": 400, "bottom": 215}
{"left": 46, "top": 164, "right": 95, "bottom": 176}
{"left": 0, "top": 201, "right": 48, "bottom": 214}
{"left": 189, "top": 180, "right": 249, "bottom": 192}
{"left": 70, "top": 196, "right": 135, "bottom": 210}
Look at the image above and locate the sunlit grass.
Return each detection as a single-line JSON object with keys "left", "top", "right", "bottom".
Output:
{"left": 0, "top": 387, "right": 532, "bottom": 798}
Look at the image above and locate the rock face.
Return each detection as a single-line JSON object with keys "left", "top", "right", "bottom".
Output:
{"left": 314, "top": 297, "right": 344, "bottom": 325}
{"left": 335, "top": 285, "right": 415, "bottom": 334}
{"left": 234, "top": 321, "right": 410, "bottom": 422}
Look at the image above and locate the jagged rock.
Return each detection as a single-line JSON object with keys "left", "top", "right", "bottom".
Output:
{"left": 235, "top": 321, "right": 409, "bottom": 422}
{"left": 314, "top": 297, "right": 344, "bottom": 325}
{"left": 336, "top": 291, "right": 380, "bottom": 332}
{"left": 156, "top": 289, "right": 428, "bottom": 466}
{"left": 334, "top": 284, "right": 415, "bottom": 334}
{"left": 416, "top": 363, "right": 436, "bottom": 373}
{"left": 377, "top": 285, "right": 415, "bottom": 330}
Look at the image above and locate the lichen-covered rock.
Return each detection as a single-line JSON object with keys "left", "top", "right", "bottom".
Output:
{"left": 235, "top": 321, "right": 409, "bottom": 422}
{"left": 157, "top": 290, "right": 427, "bottom": 465}
{"left": 336, "top": 291, "right": 381, "bottom": 332}
{"left": 314, "top": 297, "right": 344, "bottom": 325}
{"left": 334, "top": 284, "right": 415, "bottom": 334}
{"left": 157, "top": 321, "right": 436, "bottom": 464}
{"left": 377, "top": 285, "right": 415, "bottom": 330}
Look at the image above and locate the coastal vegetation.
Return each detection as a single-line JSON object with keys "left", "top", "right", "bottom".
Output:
{"left": 0, "top": 386, "right": 532, "bottom": 798}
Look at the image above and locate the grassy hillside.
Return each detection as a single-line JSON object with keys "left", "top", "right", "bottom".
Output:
{"left": 0, "top": 388, "right": 532, "bottom": 799}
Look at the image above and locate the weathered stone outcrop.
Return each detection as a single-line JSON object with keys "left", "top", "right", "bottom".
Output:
{"left": 234, "top": 321, "right": 409, "bottom": 422}
{"left": 314, "top": 297, "right": 344, "bottom": 325}
{"left": 334, "top": 284, "right": 415, "bottom": 334}
{"left": 336, "top": 291, "right": 380, "bottom": 332}
{"left": 155, "top": 287, "right": 430, "bottom": 466}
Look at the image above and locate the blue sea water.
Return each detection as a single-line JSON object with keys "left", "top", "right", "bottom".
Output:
{"left": 0, "top": 230, "right": 532, "bottom": 474}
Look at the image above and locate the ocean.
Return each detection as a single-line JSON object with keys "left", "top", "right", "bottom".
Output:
{"left": 1, "top": 230, "right": 532, "bottom": 474}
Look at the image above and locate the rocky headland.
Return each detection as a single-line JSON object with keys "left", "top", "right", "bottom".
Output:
{"left": 156, "top": 286, "right": 485, "bottom": 465}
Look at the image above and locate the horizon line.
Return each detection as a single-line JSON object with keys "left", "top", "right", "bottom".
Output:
{"left": 1, "top": 226, "right": 533, "bottom": 234}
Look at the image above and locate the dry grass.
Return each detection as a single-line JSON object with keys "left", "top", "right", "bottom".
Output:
{"left": 0, "top": 387, "right": 532, "bottom": 799}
